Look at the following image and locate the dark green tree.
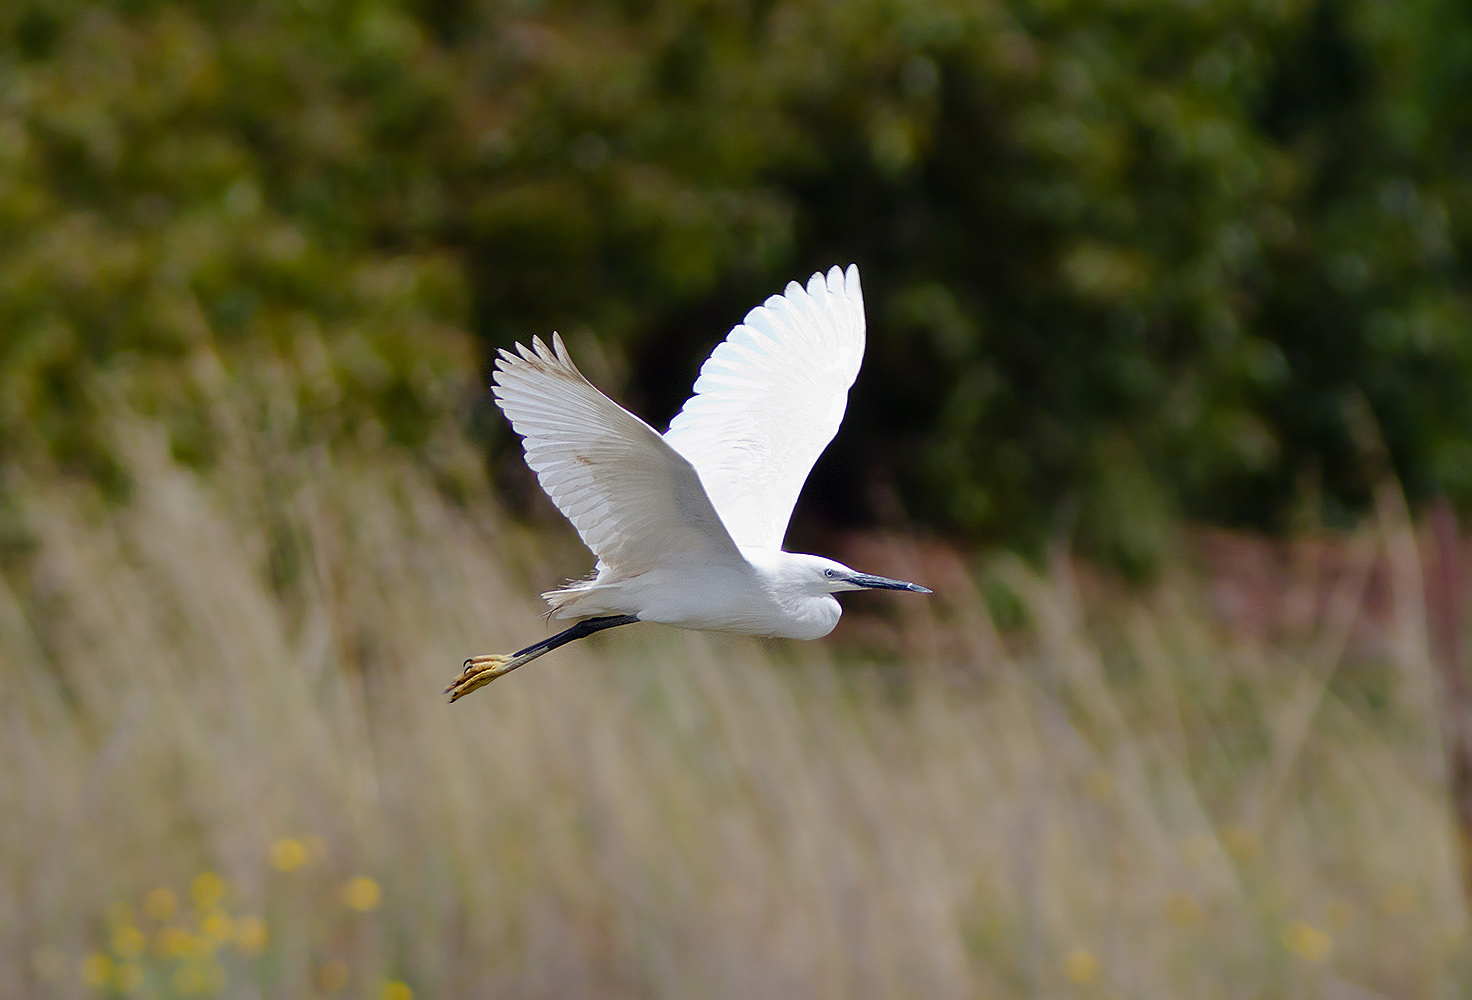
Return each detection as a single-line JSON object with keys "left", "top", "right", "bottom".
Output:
{"left": 3, "top": 0, "right": 1470, "bottom": 569}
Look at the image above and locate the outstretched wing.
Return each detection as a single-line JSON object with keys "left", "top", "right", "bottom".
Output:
{"left": 493, "top": 334, "right": 745, "bottom": 576}
{"left": 663, "top": 264, "right": 866, "bottom": 551}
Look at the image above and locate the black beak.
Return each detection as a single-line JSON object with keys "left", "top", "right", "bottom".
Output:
{"left": 850, "top": 573, "right": 932, "bottom": 594}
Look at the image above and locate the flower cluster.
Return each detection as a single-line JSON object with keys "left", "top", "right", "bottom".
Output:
{"left": 70, "top": 837, "right": 410, "bottom": 999}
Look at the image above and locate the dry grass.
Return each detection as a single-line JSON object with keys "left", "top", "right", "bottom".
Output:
{"left": 3, "top": 411, "right": 1470, "bottom": 999}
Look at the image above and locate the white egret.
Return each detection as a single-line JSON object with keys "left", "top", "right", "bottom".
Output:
{"left": 448, "top": 264, "right": 930, "bottom": 701}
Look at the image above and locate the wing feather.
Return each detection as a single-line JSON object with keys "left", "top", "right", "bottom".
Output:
{"left": 493, "top": 334, "right": 745, "bottom": 576}
{"left": 663, "top": 264, "right": 866, "bottom": 550}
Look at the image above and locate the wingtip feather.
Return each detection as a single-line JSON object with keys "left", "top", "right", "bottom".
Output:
{"left": 807, "top": 270, "right": 827, "bottom": 301}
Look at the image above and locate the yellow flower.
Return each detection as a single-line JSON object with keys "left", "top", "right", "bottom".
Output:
{"left": 172, "top": 960, "right": 225, "bottom": 996}
{"left": 343, "top": 875, "right": 382, "bottom": 913}
{"left": 270, "top": 838, "right": 307, "bottom": 873}
{"left": 157, "top": 924, "right": 197, "bottom": 959}
{"left": 201, "top": 909, "right": 235, "bottom": 945}
{"left": 236, "top": 915, "right": 269, "bottom": 956}
{"left": 380, "top": 980, "right": 414, "bottom": 1000}
{"left": 318, "top": 959, "right": 350, "bottom": 993}
{"left": 111, "top": 922, "right": 146, "bottom": 958}
{"left": 113, "top": 961, "right": 144, "bottom": 994}
{"left": 143, "top": 887, "right": 178, "bottom": 921}
{"left": 81, "top": 952, "right": 113, "bottom": 991}
{"left": 1063, "top": 948, "right": 1100, "bottom": 984}
{"left": 191, "top": 872, "right": 226, "bottom": 910}
{"left": 203, "top": 961, "right": 227, "bottom": 993}
{"left": 1164, "top": 891, "right": 1202, "bottom": 927}
{"left": 172, "top": 963, "right": 206, "bottom": 996}
{"left": 1280, "top": 920, "right": 1331, "bottom": 962}
{"left": 1222, "top": 824, "right": 1257, "bottom": 860}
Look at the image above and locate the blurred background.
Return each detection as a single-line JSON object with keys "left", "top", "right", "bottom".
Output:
{"left": 4, "top": 0, "right": 1472, "bottom": 996}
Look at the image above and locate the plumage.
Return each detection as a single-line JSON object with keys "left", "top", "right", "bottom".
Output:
{"left": 448, "top": 264, "right": 929, "bottom": 701}
{"left": 664, "top": 265, "right": 866, "bottom": 550}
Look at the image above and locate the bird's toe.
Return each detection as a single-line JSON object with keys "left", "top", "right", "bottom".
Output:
{"left": 445, "top": 653, "right": 515, "bottom": 702}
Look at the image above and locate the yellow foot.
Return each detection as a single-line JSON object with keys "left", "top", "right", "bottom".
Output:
{"left": 445, "top": 653, "right": 527, "bottom": 702}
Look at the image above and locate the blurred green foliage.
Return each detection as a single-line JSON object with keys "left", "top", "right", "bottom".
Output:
{"left": 0, "top": 0, "right": 473, "bottom": 498}
{"left": 3, "top": 0, "right": 1470, "bottom": 568}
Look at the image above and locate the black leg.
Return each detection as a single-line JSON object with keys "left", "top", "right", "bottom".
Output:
{"left": 511, "top": 614, "right": 641, "bottom": 659}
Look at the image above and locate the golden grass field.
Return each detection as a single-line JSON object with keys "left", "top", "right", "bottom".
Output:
{"left": 4, "top": 401, "right": 1471, "bottom": 998}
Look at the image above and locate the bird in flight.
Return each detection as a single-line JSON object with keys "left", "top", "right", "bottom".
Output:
{"left": 447, "top": 264, "right": 930, "bottom": 701}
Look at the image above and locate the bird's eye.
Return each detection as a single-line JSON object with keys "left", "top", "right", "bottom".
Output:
{"left": 824, "top": 568, "right": 837, "bottom": 578}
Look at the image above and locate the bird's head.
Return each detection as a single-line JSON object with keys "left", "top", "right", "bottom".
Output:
{"left": 789, "top": 554, "right": 932, "bottom": 597}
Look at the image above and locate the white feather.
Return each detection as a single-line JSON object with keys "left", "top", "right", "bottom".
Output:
{"left": 491, "top": 334, "right": 745, "bottom": 579}
{"left": 663, "top": 264, "right": 865, "bottom": 550}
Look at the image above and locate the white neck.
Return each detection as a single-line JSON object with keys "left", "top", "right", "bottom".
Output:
{"left": 740, "top": 548, "right": 844, "bottom": 640}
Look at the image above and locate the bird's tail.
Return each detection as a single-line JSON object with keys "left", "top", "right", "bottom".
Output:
{"left": 541, "top": 575, "right": 616, "bottom": 620}
{"left": 541, "top": 583, "right": 586, "bottom": 618}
